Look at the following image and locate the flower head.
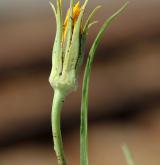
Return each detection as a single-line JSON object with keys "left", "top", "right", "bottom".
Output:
{"left": 49, "top": 0, "right": 95, "bottom": 94}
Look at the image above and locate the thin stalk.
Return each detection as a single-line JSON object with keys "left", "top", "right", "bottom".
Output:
{"left": 51, "top": 89, "right": 67, "bottom": 165}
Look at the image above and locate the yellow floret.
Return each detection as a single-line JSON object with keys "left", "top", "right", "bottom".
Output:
{"left": 63, "top": 1, "right": 81, "bottom": 42}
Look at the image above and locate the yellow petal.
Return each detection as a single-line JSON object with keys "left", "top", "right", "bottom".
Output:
{"left": 63, "top": 1, "right": 81, "bottom": 42}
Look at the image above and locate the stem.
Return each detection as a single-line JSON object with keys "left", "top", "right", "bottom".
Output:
{"left": 51, "top": 89, "right": 67, "bottom": 165}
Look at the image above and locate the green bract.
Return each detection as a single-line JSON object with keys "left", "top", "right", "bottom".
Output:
{"left": 49, "top": 0, "right": 90, "bottom": 94}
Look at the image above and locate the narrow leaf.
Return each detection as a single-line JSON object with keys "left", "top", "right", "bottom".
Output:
{"left": 80, "top": 2, "right": 129, "bottom": 165}
{"left": 122, "top": 144, "right": 135, "bottom": 165}
{"left": 83, "top": 5, "right": 101, "bottom": 33}
{"left": 49, "top": 1, "right": 57, "bottom": 18}
{"left": 87, "top": 21, "right": 98, "bottom": 30}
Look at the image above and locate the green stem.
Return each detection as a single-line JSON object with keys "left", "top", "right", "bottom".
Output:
{"left": 51, "top": 89, "right": 67, "bottom": 165}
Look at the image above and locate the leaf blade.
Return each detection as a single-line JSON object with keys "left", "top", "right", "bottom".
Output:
{"left": 80, "top": 2, "right": 129, "bottom": 165}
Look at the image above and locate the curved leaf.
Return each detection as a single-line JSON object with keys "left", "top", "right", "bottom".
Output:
{"left": 80, "top": 2, "right": 129, "bottom": 165}
{"left": 83, "top": 5, "right": 101, "bottom": 33}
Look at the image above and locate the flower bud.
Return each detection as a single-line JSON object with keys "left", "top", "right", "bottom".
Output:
{"left": 49, "top": 0, "right": 88, "bottom": 94}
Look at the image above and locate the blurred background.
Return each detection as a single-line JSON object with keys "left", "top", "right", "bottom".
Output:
{"left": 0, "top": 0, "right": 160, "bottom": 164}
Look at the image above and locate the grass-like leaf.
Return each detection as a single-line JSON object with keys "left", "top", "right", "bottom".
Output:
{"left": 122, "top": 144, "right": 135, "bottom": 165}
{"left": 83, "top": 5, "right": 101, "bottom": 34}
{"left": 80, "top": 2, "right": 129, "bottom": 165}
